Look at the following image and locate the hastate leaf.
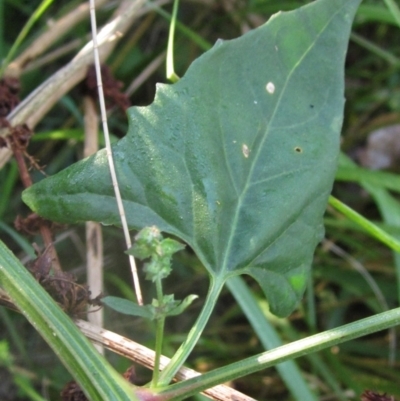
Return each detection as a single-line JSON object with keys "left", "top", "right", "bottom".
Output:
{"left": 23, "top": 0, "right": 361, "bottom": 316}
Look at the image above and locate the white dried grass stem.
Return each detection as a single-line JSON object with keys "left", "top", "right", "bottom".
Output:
{"left": 0, "top": 0, "right": 150, "bottom": 169}
{"left": 9, "top": 0, "right": 109, "bottom": 74}
{"left": 89, "top": 0, "right": 143, "bottom": 305}
{"left": 84, "top": 96, "right": 104, "bottom": 354}
{"left": 75, "top": 319, "right": 256, "bottom": 401}
{"left": 125, "top": 51, "right": 166, "bottom": 96}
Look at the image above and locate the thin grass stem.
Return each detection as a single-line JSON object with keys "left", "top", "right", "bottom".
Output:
{"left": 166, "top": 0, "right": 180, "bottom": 82}
{"left": 328, "top": 196, "right": 400, "bottom": 254}
{"left": 89, "top": 0, "right": 143, "bottom": 305}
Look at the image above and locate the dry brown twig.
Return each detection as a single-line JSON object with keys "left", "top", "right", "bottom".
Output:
{"left": 7, "top": 0, "right": 146, "bottom": 128}
{"left": 83, "top": 95, "right": 104, "bottom": 353}
{"left": 9, "top": 0, "right": 109, "bottom": 74}
{"left": 76, "top": 319, "right": 257, "bottom": 401}
{"left": 23, "top": 37, "right": 90, "bottom": 73}
{"left": 0, "top": 0, "right": 170, "bottom": 169}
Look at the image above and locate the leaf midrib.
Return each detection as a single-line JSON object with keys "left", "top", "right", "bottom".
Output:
{"left": 219, "top": 5, "right": 344, "bottom": 276}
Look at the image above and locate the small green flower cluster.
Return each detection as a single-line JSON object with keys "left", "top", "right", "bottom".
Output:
{"left": 127, "top": 226, "right": 197, "bottom": 319}
{"left": 129, "top": 226, "right": 185, "bottom": 282}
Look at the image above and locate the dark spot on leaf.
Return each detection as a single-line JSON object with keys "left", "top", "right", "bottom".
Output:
{"left": 294, "top": 146, "right": 302, "bottom": 153}
{"left": 310, "top": 104, "right": 314, "bottom": 108}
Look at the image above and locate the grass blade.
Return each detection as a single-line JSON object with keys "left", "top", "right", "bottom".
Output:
{"left": 227, "top": 276, "right": 318, "bottom": 401}
{"left": 383, "top": 0, "right": 400, "bottom": 27}
{"left": 328, "top": 196, "right": 400, "bottom": 253}
{"left": 0, "top": 240, "right": 136, "bottom": 401}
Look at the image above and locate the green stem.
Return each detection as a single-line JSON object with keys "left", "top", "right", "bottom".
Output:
{"left": 166, "top": 0, "right": 180, "bottom": 82}
{"left": 157, "top": 275, "right": 225, "bottom": 386}
{"left": 157, "top": 307, "right": 400, "bottom": 400}
{"left": 152, "top": 278, "right": 165, "bottom": 386}
{"left": 156, "top": 276, "right": 164, "bottom": 301}
{"left": 152, "top": 316, "right": 165, "bottom": 387}
{"left": 328, "top": 195, "right": 400, "bottom": 253}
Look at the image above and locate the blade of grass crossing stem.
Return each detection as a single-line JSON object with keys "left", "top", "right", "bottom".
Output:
{"left": 166, "top": 0, "right": 180, "bottom": 82}
{"left": 227, "top": 276, "right": 318, "bottom": 401}
{"left": 0, "top": 0, "right": 54, "bottom": 78}
{"left": 328, "top": 196, "right": 400, "bottom": 253}
{"left": 89, "top": 0, "right": 143, "bottom": 304}
{"left": 0, "top": 241, "right": 136, "bottom": 400}
{"left": 156, "top": 307, "right": 400, "bottom": 400}
{"left": 383, "top": 0, "right": 400, "bottom": 27}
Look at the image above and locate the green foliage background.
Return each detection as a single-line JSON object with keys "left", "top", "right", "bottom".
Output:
{"left": 1, "top": 0, "right": 400, "bottom": 400}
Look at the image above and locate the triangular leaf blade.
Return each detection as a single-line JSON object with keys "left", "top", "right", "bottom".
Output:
{"left": 23, "top": 0, "right": 360, "bottom": 316}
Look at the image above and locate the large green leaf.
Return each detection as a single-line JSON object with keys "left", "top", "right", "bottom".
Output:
{"left": 23, "top": 0, "right": 360, "bottom": 316}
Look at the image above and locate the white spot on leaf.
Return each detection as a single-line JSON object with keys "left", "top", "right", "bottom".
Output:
{"left": 242, "top": 144, "right": 250, "bottom": 158}
{"left": 266, "top": 82, "right": 275, "bottom": 94}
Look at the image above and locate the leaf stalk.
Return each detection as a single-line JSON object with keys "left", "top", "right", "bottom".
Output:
{"left": 158, "top": 275, "right": 225, "bottom": 386}
{"left": 152, "top": 278, "right": 166, "bottom": 386}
